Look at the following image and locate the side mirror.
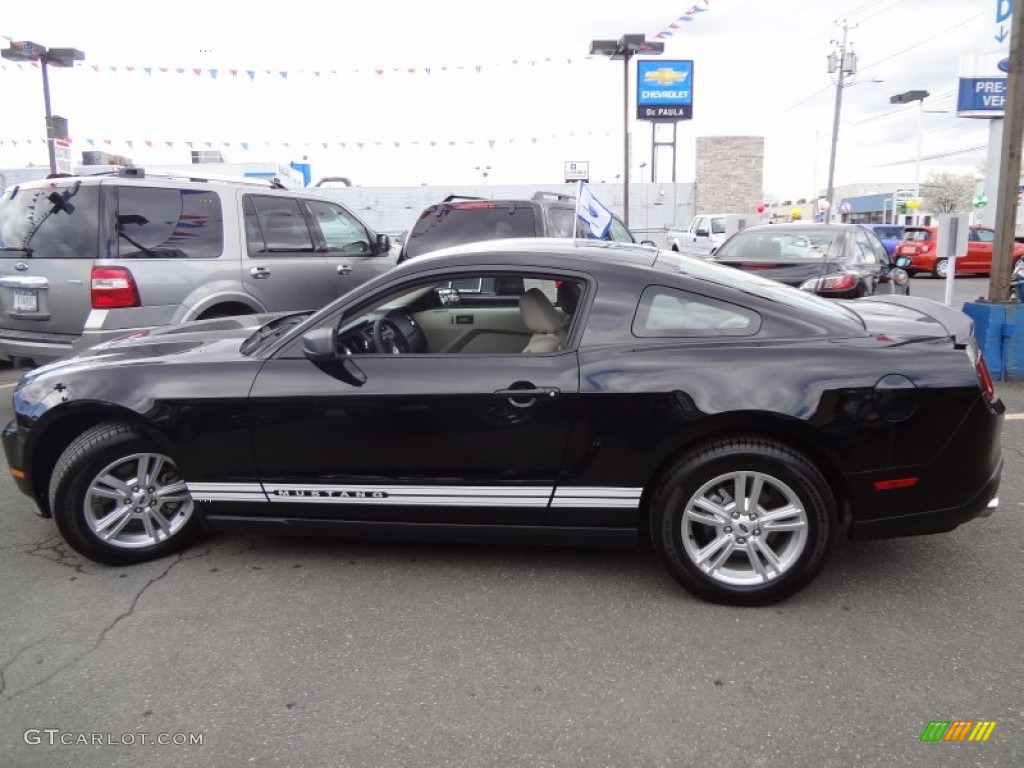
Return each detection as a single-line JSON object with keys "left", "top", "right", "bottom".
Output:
{"left": 894, "top": 256, "right": 912, "bottom": 268}
{"left": 640, "top": 240, "right": 657, "bottom": 248}
{"left": 888, "top": 268, "right": 910, "bottom": 286}
{"left": 437, "top": 288, "right": 461, "bottom": 307}
{"left": 302, "top": 327, "right": 337, "bottom": 361}
{"left": 375, "top": 233, "right": 391, "bottom": 254}
{"left": 695, "top": 228, "right": 710, "bottom": 237}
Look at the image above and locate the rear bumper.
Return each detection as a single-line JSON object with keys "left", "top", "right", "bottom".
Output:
{"left": 849, "top": 456, "right": 1002, "bottom": 539}
{"left": 0, "top": 326, "right": 154, "bottom": 364}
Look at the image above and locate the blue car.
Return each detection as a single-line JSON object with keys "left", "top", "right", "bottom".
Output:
{"left": 859, "top": 224, "right": 906, "bottom": 258}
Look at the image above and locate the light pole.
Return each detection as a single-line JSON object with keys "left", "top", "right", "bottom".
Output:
{"left": 824, "top": 22, "right": 857, "bottom": 222}
{"left": 588, "top": 34, "right": 664, "bottom": 228}
{"left": 889, "top": 89, "right": 930, "bottom": 225}
{"left": 2, "top": 40, "right": 85, "bottom": 175}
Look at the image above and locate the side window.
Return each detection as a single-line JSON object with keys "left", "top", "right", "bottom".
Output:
{"left": 246, "top": 195, "right": 315, "bottom": 254}
{"left": 710, "top": 217, "right": 726, "bottom": 235}
{"left": 305, "top": 200, "right": 371, "bottom": 253}
{"left": 975, "top": 228, "right": 995, "bottom": 243}
{"left": 606, "top": 218, "right": 635, "bottom": 242}
{"left": 692, "top": 217, "right": 707, "bottom": 234}
{"left": 116, "top": 187, "right": 223, "bottom": 258}
{"left": 330, "top": 273, "right": 583, "bottom": 355}
{"left": 548, "top": 208, "right": 577, "bottom": 238}
{"left": 633, "top": 285, "right": 760, "bottom": 338}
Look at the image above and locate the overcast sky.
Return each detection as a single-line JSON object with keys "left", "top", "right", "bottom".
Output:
{"left": 0, "top": 0, "right": 1006, "bottom": 199}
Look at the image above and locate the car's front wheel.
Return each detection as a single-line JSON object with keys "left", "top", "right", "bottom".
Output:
{"left": 650, "top": 438, "right": 836, "bottom": 605}
{"left": 49, "top": 422, "right": 200, "bottom": 565}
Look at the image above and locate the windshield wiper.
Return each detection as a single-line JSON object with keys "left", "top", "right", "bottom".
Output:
{"left": 0, "top": 246, "right": 33, "bottom": 256}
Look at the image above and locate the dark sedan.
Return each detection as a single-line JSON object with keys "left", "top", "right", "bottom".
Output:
{"left": 713, "top": 223, "right": 910, "bottom": 298}
{"left": 2, "top": 240, "right": 1003, "bottom": 605}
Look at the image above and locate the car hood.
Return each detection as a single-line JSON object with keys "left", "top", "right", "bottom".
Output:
{"left": 842, "top": 295, "right": 973, "bottom": 344}
{"left": 714, "top": 259, "right": 840, "bottom": 287}
{"left": 27, "top": 312, "right": 299, "bottom": 373}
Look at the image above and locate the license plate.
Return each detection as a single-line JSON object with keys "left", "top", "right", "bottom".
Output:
{"left": 13, "top": 290, "right": 38, "bottom": 313}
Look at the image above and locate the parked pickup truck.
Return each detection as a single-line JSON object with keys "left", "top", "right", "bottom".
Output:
{"left": 665, "top": 213, "right": 729, "bottom": 256}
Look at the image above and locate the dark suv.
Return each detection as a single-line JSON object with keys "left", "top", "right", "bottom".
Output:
{"left": 398, "top": 191, "right": 651, "bottom": 263}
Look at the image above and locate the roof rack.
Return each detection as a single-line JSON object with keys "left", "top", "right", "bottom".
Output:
{"left": 105, "top": 167, "right": 290, "bottom": 189}
{"left": 531, "top": 190, "right": 575, "bottom": 202}
{"left": 442, "top": 194, "right": 488, "bottom": 202}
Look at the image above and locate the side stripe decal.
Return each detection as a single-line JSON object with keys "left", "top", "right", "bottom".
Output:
{"left": 185, "top": 483, "right": 644, "bottom": 509}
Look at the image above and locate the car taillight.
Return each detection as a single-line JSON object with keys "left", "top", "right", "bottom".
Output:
{"left": 800, "top": 272, "right": 858, "bottom": 292}
{"left": 91, "top": 266, "right": 140, "bottom": 309}
{"left": 970, "top": 345, "right": 995, "bottom": 403}
{"left": 451, "top": 201, "right": 498, "bottom": 210}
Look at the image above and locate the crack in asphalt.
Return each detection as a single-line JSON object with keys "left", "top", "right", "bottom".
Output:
{"left": 22, "top": 537, "right": 96, "bottom": 575}
{"left": 0, "top": 636, "right": 48, "bottom": 697}
{"left": 1, "top": 551, "right": 195, "bottom": 703}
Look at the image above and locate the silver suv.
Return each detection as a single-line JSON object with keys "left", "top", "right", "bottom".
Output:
{"left": 0, "top": 169, "right": 395, "bottom": 364}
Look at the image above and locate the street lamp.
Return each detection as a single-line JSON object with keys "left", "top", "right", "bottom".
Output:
{"left": 889, "top": 89, "right": 930, "bottom": 224}
{"left": 1, "top": 40, "right": 85, "bottom": 175}
{"left": 588, "top": 34, "right": 664, "bottom": 228}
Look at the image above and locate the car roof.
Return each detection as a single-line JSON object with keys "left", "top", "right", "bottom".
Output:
{"left": 394, "top": 237, "right": 659, "bottom": 271}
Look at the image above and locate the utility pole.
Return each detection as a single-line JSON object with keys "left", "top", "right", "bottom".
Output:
{"left": 989, "top": 2, "right": 1024, "bottom": 302}
{"left": 825, "top": 21, "right": 856, "bottom": 222}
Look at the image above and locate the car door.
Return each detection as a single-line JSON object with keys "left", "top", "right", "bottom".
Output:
{"left": 967, "top": 227, "right": 994, "bottom": 273}
{"left": 241, "top": 193, "right": 337, "bottom": 311}
{"left": 302, "top": 198, "right": 395, "bottom": 299}
{"left": 247, "top": 267, "right": 584, "bottom": 526}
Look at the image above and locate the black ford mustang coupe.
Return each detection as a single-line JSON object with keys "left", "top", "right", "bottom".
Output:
{"left": 2, "top": 240, "right": 1004, "bottom": 605}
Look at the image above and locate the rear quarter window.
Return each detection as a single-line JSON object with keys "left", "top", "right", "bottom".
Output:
{"left": 633, "top": 285, "right": 761, "bottom": 338}
{"left": 116, "top": 186, "right": 223, "bottom": 258}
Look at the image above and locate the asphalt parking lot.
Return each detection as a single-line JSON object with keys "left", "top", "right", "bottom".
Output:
{"left": 0, "top": 282, "right": 1020, "bottom": 768}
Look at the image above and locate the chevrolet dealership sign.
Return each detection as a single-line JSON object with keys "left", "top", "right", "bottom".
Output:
{"left": 637, "top": 60, "right": 693, "bottom": 121}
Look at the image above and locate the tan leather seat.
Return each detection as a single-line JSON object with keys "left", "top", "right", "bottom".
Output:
{"left": 519, "top": 288, "right": 565, "bottom": 353}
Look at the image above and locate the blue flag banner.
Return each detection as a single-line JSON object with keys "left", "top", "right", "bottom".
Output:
{"left": 575, "top": 181, "right": 613, "bottom": 239}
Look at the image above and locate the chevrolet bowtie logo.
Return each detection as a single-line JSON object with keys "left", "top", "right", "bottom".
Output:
{"left": 643, "top": 68, "right": 689, "bottom": 86}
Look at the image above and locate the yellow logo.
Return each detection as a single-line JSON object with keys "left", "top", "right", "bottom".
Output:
{"left": 643, "top": 68, "right": 689, "bottom": 86}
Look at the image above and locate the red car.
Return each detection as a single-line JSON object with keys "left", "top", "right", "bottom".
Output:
{"left": 898, "top": 225, "right": 1024, "bottom": 277}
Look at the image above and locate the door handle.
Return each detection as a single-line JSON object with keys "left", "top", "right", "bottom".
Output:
{"left": 494, "top": 387, "right": 560, "bottom": 398}
{"left": 494, "top": 386, "right": 560, "bottom": 408}
{"left": 337, "top": 264, "right": 353, "bottom": 275}
{"left": 250, "top": 266, "right": 271, "bottom": 279}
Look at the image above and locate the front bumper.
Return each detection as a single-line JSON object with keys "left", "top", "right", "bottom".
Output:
{"left": 1, "top": 419, "right": 41, "bottom": 511}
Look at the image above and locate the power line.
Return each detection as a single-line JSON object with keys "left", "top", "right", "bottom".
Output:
{"left": 869, "top": 143, "right": 988, "bottom": 166}
{"left": 858, "top": 11, "right": 986, "bottom": 73}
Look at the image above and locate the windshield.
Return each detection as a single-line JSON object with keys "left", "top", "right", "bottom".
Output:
{"left": 715, "top": 228, "right": 840, "bottom": 261}
{"left": 870, "top": 226, "right": 904, "bottom": 240}
{"left": 904, "top": 229, "right": 933, "bottom": 242}
{"left": 654, "top": 250, "right": 863, "bottom": 328}
{"left": 404, "top": 203, "right": 537, "bottom": 259}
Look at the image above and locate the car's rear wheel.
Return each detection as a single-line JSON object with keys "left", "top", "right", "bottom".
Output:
{"left": 933, "top": 258, "right": 949, "bottom": 278}
{"left": 50, "top": 422, "right": 200, "bottom": 565}
{"left": 650, "top": 438, "right": 836, "bottom": 605}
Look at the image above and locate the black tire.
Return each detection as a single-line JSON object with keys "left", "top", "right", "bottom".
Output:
{"left": 650, "top": 437, "right": 836, "bottom": 606}
{"left": 49, "top": 422, "right": 200, "bottom": 566}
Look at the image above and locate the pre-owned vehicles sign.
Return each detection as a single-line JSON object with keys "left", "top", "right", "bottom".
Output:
{"left": 637, "top": 60, "right": 693, "bottom": 121}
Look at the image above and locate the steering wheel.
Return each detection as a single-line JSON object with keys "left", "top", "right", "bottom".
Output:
{"left": 372, "top": 317, "right": 409, "bottom": 354}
